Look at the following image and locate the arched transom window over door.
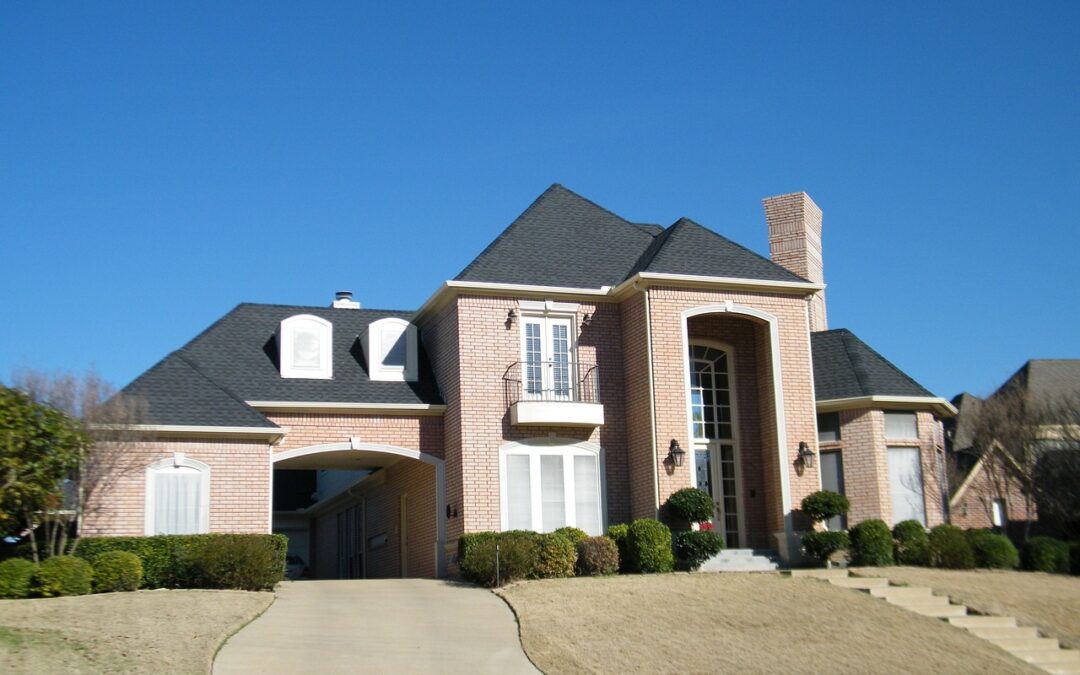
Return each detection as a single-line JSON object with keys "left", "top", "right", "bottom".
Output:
{"left": 688, "top": 344, "right": 742, "bottom": 548}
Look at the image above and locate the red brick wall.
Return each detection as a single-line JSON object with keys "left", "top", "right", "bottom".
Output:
{"left": 267, "top": 413, "right": 443, "bottom": 458}
{"left": 621, "top": 292, "right": 657, "bottom": 521}
{"left": 949, "top": 458, "right": 1036, "bottom": 530}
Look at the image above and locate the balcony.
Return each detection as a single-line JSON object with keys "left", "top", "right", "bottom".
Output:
{"left": 503, "top": 360, "right": 605, "bottom": 428}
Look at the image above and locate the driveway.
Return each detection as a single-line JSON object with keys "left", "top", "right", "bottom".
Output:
{"left": 213, "top": 579, "right": 538, "bottom": 675}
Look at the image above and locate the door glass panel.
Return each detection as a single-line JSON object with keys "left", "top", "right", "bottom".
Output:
{"left": 695, "top": 450, "right": 713, "bottom": 499}
{"left": 506, "top": 454, "right": 532, "bottom": 530}
{"left": 888, "top": 447, "right": 926, "bottom": 526}
{"left": 524, "top": 321, "right": 542, "bottom": 396}
{"left": 718, "top": 444, "right": 740, "bottom": 548}
{"left": 550, "top": 322, "right": 571, "bottom": 399}
{"left": 540, "top": 455, "right": 566, "bottom": 531}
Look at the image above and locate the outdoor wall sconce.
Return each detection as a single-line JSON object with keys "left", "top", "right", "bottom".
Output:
{"left": 581, "top": 313, "right": 592, "bottom": 328}
{"left": 668, "top": 439, "right": 686, "bottom": 468}
{"left": 796, "top": 441, "right": 816, "bottom": 468}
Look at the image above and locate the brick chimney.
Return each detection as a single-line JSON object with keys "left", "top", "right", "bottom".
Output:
{"left": 762, "top": 192, "right": 827, "bottom": 332}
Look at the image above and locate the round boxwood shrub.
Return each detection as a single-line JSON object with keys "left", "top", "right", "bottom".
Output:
{"left": 0, "top": 558, "right": 36, "bottom": 599}
{"left": 928, "top": 525, "right": 975, "bottom": 569}
{"left": 606, "top": 524, "right": 631, "bottom": 573}
{"left": 535, "top": 533, "right": 576, "bottom": 579}
{"left": 673, "top": 530, "right": 724, "bottom": 571}
{"left": 664, "top": 488, "right": 714, "bottom": 527}
{"left": 34, "top": 555, "right": 92, "bottom": 597}
{"left": 848, "top": 519, "right": 894, "bottom": 567}
{"left": 627, "top": 519, "right": 674, "bottom": 574}
{"left": 801, "top": 491, "right": 850, "bottom": 524}
{"left": 92, "top": 550, "right": 144, "bottom": 592}
{"left": 892, "top": 520, "right": 930, "bottom": 566}
{"left": 1022, "top": 536, "right": 1070, "bottom": 574}
{"left": 553, "top": 527, "right": 589, "bottom": 546}
{"left": 965, "top": 530, "right": 1018, "bottom": 569}
{"left": 802, "top": 530, "right": 849, "bottom": 566}
{"left": 577, "top": 536, "right": 619, "bottom": 576}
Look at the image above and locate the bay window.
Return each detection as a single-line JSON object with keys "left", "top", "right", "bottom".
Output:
{"left": 501, "top": 441, "right": 604, "bottom": 536}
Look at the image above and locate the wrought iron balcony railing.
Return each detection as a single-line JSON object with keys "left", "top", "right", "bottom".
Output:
{"left": 503, "top": 360, "right": 601, "bottom": 407}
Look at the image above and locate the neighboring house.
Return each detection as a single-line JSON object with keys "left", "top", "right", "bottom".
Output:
{"left": 947, "top": 359, "right": 1080, "bottom": 533}
{"left": 83, "top": 185, "right": 955, "bottom": 578}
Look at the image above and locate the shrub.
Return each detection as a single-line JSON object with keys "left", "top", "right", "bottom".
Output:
{"left": 1022, "top": 537, "right": 1070, "bottom": 574}
{"left": 673, "top": 530, "right": 724, "bottom": 571}
{"left": 627, "top": 519, "right": 674, "bottom": 574}
{"left": 194, "top": 534, "right": 287, "bottom": 591}
{"left": 553, "top": 527, "right": 589, "bottom": 546}
{"left": 965, "top": 530, "right": 1018, "bottom": 569}
{"left": 34, "top": 556, "right": 92, "bottom": 597}
{"left": 664, "top": 488, "right": 714, "bottom": 527}
{"left": 576, "top": 536, "right": 619, "bottom": 576}
{"left": 92, "top": 551, "right": 144, "bottom": 592}
{"left": 801, "top": 491, "right": 850, "bottom": 524}
{"left": 535, "top": 533, "right": 576, "bottom": 579}
{"left": 802, "top": 531, "right": 849, "bottom": 565}
{"left": 928, "top": 525, "right": 975, "bottom": 569}
{"left": 892, "top": 520, "right": 930, "bottom": 566}
{"left": 458, "top": 531, "right": 540, "bottom": 587}
{"left": 606, "top": 524, "right": 631, "bottom": 573}
{"left": 457, "top": 532, "right": 497, "bottom": 577}
{"left": 848, "top": 519, "right": 894, "bottom": 567}
{"left": 0, "top": 558, "right": 35, "bottom": 599}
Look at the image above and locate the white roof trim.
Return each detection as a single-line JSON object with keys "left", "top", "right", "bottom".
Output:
{"left": 248, "top": 401, "right": 446, "bottom": 415}
{"left": 816, "top": 395, "right": 958, "bottom": 417}
{"left": 610, "top": 272, "right": 824, "bottom": 297}
{"left": 948, "top": 455, "right": 986, "bottom": 507}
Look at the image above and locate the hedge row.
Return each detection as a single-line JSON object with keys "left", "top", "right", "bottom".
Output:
{"left": 0, "top": 552, "right": 142, "bottom": 599}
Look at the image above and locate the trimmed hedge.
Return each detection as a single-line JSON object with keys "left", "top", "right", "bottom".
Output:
{"left": 535, "top": 533, "right": 576, "bottom": 579}
{"left": 892, "top": 520, "right": 930, "bottom": 566}
{"left": 606, "top": 524, "right": 631, "bottom": 573}
{"left": 802, "top": 531, "right": 849, "bottom": 565}
{"left": 1022, "top": 537, "right": 1070, "bottom": 574}
{"left": 75, "top": 534, "right": 287, "bottom": 589}
{"left": 664, "top": 488, "right": 714, "bottom": 526}
{"left": 801, "top": 491, "right": 850, "bottom": 524}
{"left": 553, "top": 527, "right": 589, "bottom": 546}
{"left": 928, "top": 525, "right": 975, "bottom": 569}
{"left": 673, "top": 530, "right": 724, "bottom": 571}
{"left": 34, "top": 556, "right": 92, "bottom": 597}
{"left": 577, "top": 536, "right": 619, "bottom": 576}
{"left": 849, "top": 519, "right": 894, "bottom": 566}
{"left": 92, "top": 551, "right": 144, "bottom": 592}
{"left": 0, "top": 558, "right": 35, "bottom": 599}
{"left": 965, "top": 530, "right": 1018, "bottom": 570}
{"left": 194, "top": 535, "right": 286, "bottom": 591}
{"left": 458, "top": 531, "right": 539, "bottom": 586}
{"left": 627, "top": 519, "right": 674, "bottom": 574}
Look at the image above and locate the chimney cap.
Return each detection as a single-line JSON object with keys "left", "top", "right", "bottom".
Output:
{"left": 332, "top": 290, "right": 361, "bottom": 309}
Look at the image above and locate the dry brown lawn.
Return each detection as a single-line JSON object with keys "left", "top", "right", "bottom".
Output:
{"left": 851, "top": 566, "right": 1080, "bottom": 650}
{"left": 499, "top": 573, "right": 1043, "bottom": 675}
{"left": 0, "top": 589, "right": 272, "bottom": 674}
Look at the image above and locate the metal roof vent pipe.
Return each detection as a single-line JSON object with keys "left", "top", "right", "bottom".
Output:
{"left": 332, "top": 290, "right": 361, "bottom": 309}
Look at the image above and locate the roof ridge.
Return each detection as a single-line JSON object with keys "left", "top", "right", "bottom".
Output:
{"left": 236, "top": 302, "right": 415, "bottom": 314}
{"left": 672, "top": 218, "right": 812, "bottom": 283}
{"left": 624, "top": 221, "right": 679, "bottom": 279}
{"left": 843, "top": 330, "right": 933, "bottom": 397}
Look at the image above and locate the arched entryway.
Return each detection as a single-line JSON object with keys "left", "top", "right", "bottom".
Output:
{"left": 272, "top": 441, "right": 445, "bottom": 579}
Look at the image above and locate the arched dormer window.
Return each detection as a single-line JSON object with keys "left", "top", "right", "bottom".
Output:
{"left": 367, "top": 317, "right": 417, "bottom": 382}
{"left": 279, "top": 314, "right": 333, "bottom": 379}
{"left": 144, "top": 453, "right": 210, "bottom": 535}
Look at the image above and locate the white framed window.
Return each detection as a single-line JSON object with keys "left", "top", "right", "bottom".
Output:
{"left": 500, "top": 439, "right": 604, "bottom": 536}
{"left": 279, "top": 314, "right": 333, "bottom": 379}
{"left": 991, "top": 499, "right": 1007, "bottom": 528}
{"left": 145, "top": 453, "right": 210, "bottom": 535}
{"left": 887, "top": 446, "right": 926, "bottom": 526}
{"left": 884, "top": 411, "right": 918, "bottom": 440}
{"left": 367, "top": 317, "right": 418, "bottom": 382}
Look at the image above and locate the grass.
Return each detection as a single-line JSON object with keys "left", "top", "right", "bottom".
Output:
{"left": 0, "top": 589, "right": 273, "bottom": 674}
{"left": 850, "top": 566, "right": 1080, "bottom": 649}
{"left": 498, "top": 573, "right": 1042, "bottom": 674}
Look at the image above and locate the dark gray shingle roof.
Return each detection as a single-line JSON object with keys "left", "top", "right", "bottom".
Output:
{"left": 811, "top": 329, "right": 937, "bottom": 401}
{"left": 1007, "top": 360, "right": 1080, "bottom": 403}
{"left": 121, "top": 303, "right": 443, "bottom": 427}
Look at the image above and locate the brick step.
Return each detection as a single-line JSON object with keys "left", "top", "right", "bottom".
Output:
{"left": 1011, "top": 649, "right": 1080, "bottom": 665}
{"left": 992, "top": 637, "right": 1061, "bottom": 652}
{"left": 968, "top": 626, "right": 1040, "bottom": 640}
{"left": 949, "top": 616, "right": 1017, "bottom": 629}
{"left": 829, "top": 577, "right": 889, "bottom": 589}
{"left": 898, "top": 601, "right": 968, "bottom": 618}
{"left": 869, "top": 586, "right": 932, "bottom": 599}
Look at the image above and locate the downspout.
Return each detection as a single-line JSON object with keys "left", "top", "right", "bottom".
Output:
{"left": 642, "top": 285, "right": 661, "bottom": 516}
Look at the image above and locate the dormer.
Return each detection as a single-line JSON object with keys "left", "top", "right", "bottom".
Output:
{"left": 367, "top": 317, "right": 418, "bottom": 382}
{"left": 279, "top": 314, "right": 333, "bottom": 379}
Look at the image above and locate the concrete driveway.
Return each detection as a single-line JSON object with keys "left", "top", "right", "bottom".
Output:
{"left": 213, "top": 579, "right": 538, "bottom": 675}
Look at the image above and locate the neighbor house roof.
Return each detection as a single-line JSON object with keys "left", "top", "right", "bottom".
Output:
{"left": 1000, "top": 359, "right": 1080, "bottom": 403}
{"left": 455, "top": 184, "right": 807, "bottom": 289}
{"left": 121, "top": 303, "right": 443, "bottom": 427}
{"left": 811, "top": 329, "right": 938, "bottom": 402}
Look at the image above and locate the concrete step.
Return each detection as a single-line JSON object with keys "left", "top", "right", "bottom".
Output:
{"left": 829, "top": 577, "right": 889, "bottom": 589}
{"left": 869, "top": 585, "right": 932, "bottom": 599}
{"left": 888, "top": 594, "right": 951, "bottom": 608}
{"left": 949, "top": 615, "right": 1017, "bottom": 629}
{"left": 717, "top": 549, "right": 779, "bottom": 558}
{"left": 899, "top": 600, "right": 968, "bottom": 618}
{"left": 789, "top": 568, "right": 849, "bottom": 579}
{"left": 967, "top": 626, "right": 1040, "bottom": 640}
{"left": 1011, "top": 649, "right": 1080, "bottom": 665}
{"left": 992, "top": 637, "right": 1060, "bottom": 652}
{"left": 1042, "top": 665, "right": 1080, "bottom": 675}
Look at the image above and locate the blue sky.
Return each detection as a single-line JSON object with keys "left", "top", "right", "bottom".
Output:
{"left": 1, "top": 2, "right": 1077, "bottom": 400}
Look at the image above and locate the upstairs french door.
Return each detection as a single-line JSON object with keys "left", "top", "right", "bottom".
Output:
{"left": 688, "top": 344, "right": 743, "bottom": 549}
{"left": 522, "top": 316, "right": 575, "bottom": 400}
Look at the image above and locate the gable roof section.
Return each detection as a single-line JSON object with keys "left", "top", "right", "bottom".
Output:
{"left": 1007, "top": 359, "right": 1080, "bottom": 403}
{"left": 811, "top": 329, "right": 937, "bottom": 401}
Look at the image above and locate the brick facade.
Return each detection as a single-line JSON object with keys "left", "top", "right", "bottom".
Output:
{"left": 949, "top": 457, "right": 1036, "bottom": 531}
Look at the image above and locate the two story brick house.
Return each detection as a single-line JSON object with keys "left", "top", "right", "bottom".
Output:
{"left": 83, "top": 185, "right": 956, "bottom": 577}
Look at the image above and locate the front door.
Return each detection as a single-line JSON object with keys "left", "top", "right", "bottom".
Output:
{"left": 688, "top": 344, "right": 742, "bottom": 548}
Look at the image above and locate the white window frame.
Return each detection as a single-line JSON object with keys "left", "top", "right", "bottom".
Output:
{"left": 518, "top": 300, "right": 580, "bottom": 401}
{"left": 499, "top": 438, "right": 606, "bottom": 536}
{"left": 887, "top": 445, "right": 926, "bottom": 526}
{"left": 367, "top": 317, "right": 418, "bottom": 382}
{"left": 144, "top": 453, "right": 211, "bottom": 535}
{"left": 279, "top": 314, "right": 333, "bottom": 379}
